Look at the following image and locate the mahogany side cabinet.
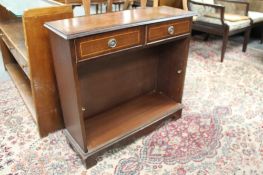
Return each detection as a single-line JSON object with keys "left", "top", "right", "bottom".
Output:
{"left": 45, "top": 6, "right": 195, "bottom": 168}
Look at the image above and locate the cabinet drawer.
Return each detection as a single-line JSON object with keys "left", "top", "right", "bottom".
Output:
{"left": 147, "top": 19, "right": 190, "bottom": 43}
{"left": 75, "top": 27, "right": 143, "bottom": 61}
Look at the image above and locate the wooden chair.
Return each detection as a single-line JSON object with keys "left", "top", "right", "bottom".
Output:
{"left": 91, "top": 0, "right": 108, "bottom": 14}
{"left": 82, "top": 0, "right": 140, "bottom": 15}
{"left": 132, "top": 0, "right": 158, "bottom": 8}
{"left": 82, "top": 0, "right": 108, "bottom": 14}
{"left": 112, "top": 0, "right": 125, "bottom": 11}
{"left": 184, "top": 0, "right": 252, "bottom": 62}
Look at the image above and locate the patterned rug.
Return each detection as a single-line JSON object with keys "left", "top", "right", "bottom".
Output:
{"left": 0, "top": 37, "right": 263, "bottom": 175}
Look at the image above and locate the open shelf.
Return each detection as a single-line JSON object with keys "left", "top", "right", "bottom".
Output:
{"left": 85, "top": 92, "right": 182, "bottom": 151}
{"left": 0, "top": 20, "right": 30, "bottom": 79}
{"left": 5, "top": 63, "right": 36, "bottom": 121}
{"left": 0, "top": 20, "right": 27, "bottom": 61}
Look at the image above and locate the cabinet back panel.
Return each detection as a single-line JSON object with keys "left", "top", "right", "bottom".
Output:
{"left": 78, "top": 48, "right": 159, "bottom": 118}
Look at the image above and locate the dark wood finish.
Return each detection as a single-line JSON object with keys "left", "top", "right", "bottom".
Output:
{"left": 250, "top": 17, "right": 263, "bottom": 44}
{"left": 45, "top": 6, "right": 195, "bottom": 39}
{"left": 133, "top": 0, "right": 182, "bottom": 8}
{"left": 187, "top": 0, "right": 251, "bottom": 62}
{"left": 147, "top": 19, "right": 190, "bottom": 42}
{"left": 132, "top": 0, "right": 153, "bottom": 7}
{"left": 78, "top": 48, "right": 157, "bottom": 118}
{"left": 47, "top": 31, "right": 88, "bottom": 151}
{"left": 46, "top": 7, "right": 194, "bottom": 169}
{"left": 65, "top": 108, "right": 182, "bottom": 168}
{"left": 157, "top": 36, "right": 191, "bottom": 102}
{"left": 75, "top": 26, "right": 144, "bottom": 61}
{"left": 91, "top": 0, "right": 106, "bottom": 14}
{"left": 85, "top": 92, "right": 183, "bottom": 151}
{"left": 261, "top": 26, "right": 263, "bottom": 44}
{"left": 0, "top": 4, "right": 74, "bottom": 137}
{"left": 221, "top": 28, "right": 229, "bottom": 62}
{"left": 159, "top": 0, "right": 182, "bottom": 8}
{"left": 112, "top": 0, "right": 125, "bottom": 11}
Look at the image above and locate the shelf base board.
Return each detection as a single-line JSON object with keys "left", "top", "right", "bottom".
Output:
{"left": 64, "top": 109, "right": 182, "bottom": 168}
{"left": 64, "top": 92, "right": 183, "bottom": 168}
{"left": 85, "top": 92, "right": 183, "bottom": 151}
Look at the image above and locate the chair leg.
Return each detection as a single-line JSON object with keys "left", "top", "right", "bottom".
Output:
{"left": 204, "top": 33, "right": 209, "bottom": 41}
{"left": 242, "top": 27, "right": 251, "bottom": 52}
{"left": 96, "top": 4, "right": 99, "bottom": 14}
{"left": 261, "top": 28, "right": 263, "bottom": 44}
{"left": 221, "top": 30, "right": 229, "bottom": 62}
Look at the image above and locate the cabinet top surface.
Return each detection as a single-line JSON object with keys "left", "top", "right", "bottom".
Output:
{"left": 45, "top": 6, "right": 195, "bottom": 40}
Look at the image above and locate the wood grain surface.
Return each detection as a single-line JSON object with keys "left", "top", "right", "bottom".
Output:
{"left": 45, "top": 6, "right": 195, "bottom": 39}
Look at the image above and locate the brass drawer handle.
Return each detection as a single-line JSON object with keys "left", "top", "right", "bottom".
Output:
{"left": 167, "top": 26, "right": 175, "bottom": 35}
{"left": 108, "top": 38, "right": 117, "bottom": 48}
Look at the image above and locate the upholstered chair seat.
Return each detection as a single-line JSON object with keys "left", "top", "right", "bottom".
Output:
{"left": 194, "top": 16, "right": 251, "bottom": 31}
{"left": 248, "top": 11, "right": 263, "bottom": 23}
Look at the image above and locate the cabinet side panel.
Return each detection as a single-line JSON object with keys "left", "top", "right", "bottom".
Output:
{"left": 23, "top": 6, "right": 73, "bottom": 136}
{"left": 48, "top": 32, "right": 87, "bottom": 151}
{"left": 157, "top": 36, "right": 191, "bottom": 103}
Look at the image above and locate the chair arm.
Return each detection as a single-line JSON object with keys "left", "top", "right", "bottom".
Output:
{"left": 188, "top": 0, "right": 226, "bottom": 25}
{"left": 216, "top": 0, "right": 249, "bottom": 16}
{"left": 189, "top": 1, "right": 224, "bottom": 9}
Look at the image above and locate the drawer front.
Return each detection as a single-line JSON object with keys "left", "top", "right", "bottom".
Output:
{"left": 147, "top": 19, "right": 190, "bottom": 43}
{"left": 75, "top": 27, "right": 143, "bottom": 61}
